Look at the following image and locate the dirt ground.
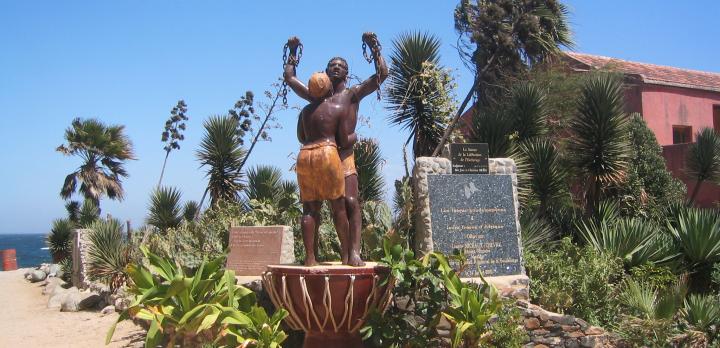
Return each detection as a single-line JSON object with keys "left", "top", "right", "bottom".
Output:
{"left": 0, "top": 269, "right": 145, "bottom": 348}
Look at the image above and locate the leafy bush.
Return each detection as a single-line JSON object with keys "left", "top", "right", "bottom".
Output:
{"left": 47, "top": 218, "right": 74, "bottom": 262}
{"left": 629, "top": 263, "right": 678, "bottom": 291}
{"left": 481, "top": 303, "right": 526, "bottom": 348}
{"left": 108, "top": 246, "right": 287, "bottom": 348}
{"left": 525, "top": 238, "right": 625, "bottom": 326}
{"left": 362, "top": 239, "right": 506, "bottom": 348}
{"left": 87, "top": 219, "right": 133, "bottom": 292}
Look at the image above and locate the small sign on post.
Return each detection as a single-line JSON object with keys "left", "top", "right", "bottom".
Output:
{"left": 450, "top": 143, "right": 489, "bottom": 174}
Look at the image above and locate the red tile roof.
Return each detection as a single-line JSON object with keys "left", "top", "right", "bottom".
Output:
{"left": 564, "top": 52, "right": 720, "bottom": 93}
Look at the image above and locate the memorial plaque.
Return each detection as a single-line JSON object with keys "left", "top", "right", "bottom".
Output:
{"left": 450, "top": 143, "right": 489, "bottom": 174}
{"left": 428, "top": 174, "right": 521, "bottom": 277}
{"left": 227, "top": 226, "right": 295, "bottom": 276}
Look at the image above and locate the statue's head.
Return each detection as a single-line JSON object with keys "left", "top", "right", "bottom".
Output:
{"left": 325, "top": 57, "right": 348, "bottom": 83}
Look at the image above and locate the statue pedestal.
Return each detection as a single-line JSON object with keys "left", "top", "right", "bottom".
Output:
{"left": 262, "top": 262, "right": 393, "bottom": 348}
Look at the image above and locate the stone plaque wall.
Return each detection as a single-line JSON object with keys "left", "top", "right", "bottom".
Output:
{"left": 428, "top": 175, "right": 522, "bottom": 276}
{"left": 226, "top": 226, "right": 294, "bottom": 276}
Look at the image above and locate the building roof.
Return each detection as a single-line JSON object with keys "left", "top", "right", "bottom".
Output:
{"left": 564, "top": 52, "right": 720, "bottom": 93}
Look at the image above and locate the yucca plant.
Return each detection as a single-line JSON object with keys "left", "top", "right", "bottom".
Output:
{"left": 683, "top": 294, "right": 720, "bottom": 335}
{"left": 79, "top": 199, "right": 100, "bottom": 227}
{"left": 355, "top": 138, "right": 385, "bottom": 204}
{"left": 107, "top": 245, "right": 288, "bottom": 348}
{"left": 468, "top": 106, "right": 515, "bottom": 158}
{"left": 197, "top": 115, "right": 246, "bottom": 207}
{"left": 385, "top": 31, "right": 453, "bottom": 158}
{"left": 519, "top": 140, "right": 568, "bottom": 216}
{"left": 182, "top": 200, "right": 200, "bottom": 222}
{"left": 686, "top": 128, "right": 720, "bottom": 205}
{"left": 47, "top": 218, "right": 74, "bottom": 263}
{"left": 244, "top": 165, "right": 298, "bottom": 211}
{"left": 65, "top": 200, "right": 80, "bottom": 223}
{"left": 617, "top": 278, "right": 687, "bottom": 345}
{"left": 568, "top": 73, "right": 630, "bottom": 215}
{"left": 146, "top": 186, "right": 183, "bottom": 232}
{"left": 506, "top": 82, "right": 548, "bottom": 141}
{"left": 520, "top": 213, "right": 555, "bottom": 252}
{"left": 86, "top": 219, "right": 132, "bottom": 292}
{"left": 667, "top": 208, "right": 720, "bottom": 271}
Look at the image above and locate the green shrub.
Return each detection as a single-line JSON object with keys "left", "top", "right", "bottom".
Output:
{"left": 481, "top": 303, "right": 526, "bottom": 348}
{"left": 47, "top": 218, "right": 74, "bottom": 262}
{"left": 525, "top": 237, "right": 625, "bottom": 326}
{"left": 668, "top": 208, "right": 720, "bottom": 272}
{"left": 629, "top": 263, "right": 678, "bottom": 291}
{"left": 108, "top": 246, "right": 287, "bottom": 348}
{"left": 682, "top": 294, "right": 720, "bottom": 339}
{"left": 87, "top": 219, "right": 133, "bottom": 292}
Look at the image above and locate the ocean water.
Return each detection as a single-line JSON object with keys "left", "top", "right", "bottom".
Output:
{"left": 0, "top": 234, "right": 52, "bottom": 268}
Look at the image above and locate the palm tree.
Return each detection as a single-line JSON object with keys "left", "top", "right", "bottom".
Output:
{"left": 568, "top": 74, "right": 630, "bottom": 215}
{"left": 57, "top": 118, "right": 136, "bottom": 207}
{"left": 386, "top": 31, "right": 452, "bottom": 158}
{"left": 354, "top": 138, "right": 385, "bottom": 203}
{"left": 244, "top": 165, "right": 298, "bottom": 211}
{"left": 686, "top": 128, "right": 720, "bottom": 205}
{"left": 196, "top": 115, "right": 245, "bottom": 207}
{"left": 146, "top": 186, "right": 183, "bottom": 232}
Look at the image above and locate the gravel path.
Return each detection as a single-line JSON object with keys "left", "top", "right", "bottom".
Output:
{"left": 0, "top": 269, "right": 144, "bottom": 347}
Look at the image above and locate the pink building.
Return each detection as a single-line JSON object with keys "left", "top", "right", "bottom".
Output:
{"left": 564, "top": 53, "right": 720, "bottom": 207}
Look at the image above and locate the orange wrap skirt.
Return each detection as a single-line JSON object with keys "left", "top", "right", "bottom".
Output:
{"left": 342, "top": 154, "right": 357, "bottom": 177}
{"left": 297, "top": 142, "right": 345, "bottom": 202}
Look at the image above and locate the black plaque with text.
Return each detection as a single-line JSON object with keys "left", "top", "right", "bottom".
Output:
{"left": 450, "top": 143, "right": 489, "bottom": 174}
{"left": 428, "top": 174, "right": 521, "bottom": 277}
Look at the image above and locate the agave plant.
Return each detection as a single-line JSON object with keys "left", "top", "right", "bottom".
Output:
{"left": 146, "top": 186, "right": 183, "bottom": 232}
{"left": 86, "top": 219, "right": 132, "bottom": 292}
{"left": 197, "top": 115, "right": 246, "bottom": 207}
{"left": 686, "top": 128, "right": 720, "bottom": 205}
{"left": 667, "top": 208, "right": 720, "bottom": 271}
{"left": 578, "top": 218, "right": 668, "bottom": 268}
{"left": 355, "top": 138, "right": 386, "bottom": 203}
{"left": 620, "top": 278, "right": 686, "bottom": 321}
{"left": 47, "top": 218, "right": 74, "bottom": 263}
{"left": 568, "top": 73, "right": 630, "bottom": 215}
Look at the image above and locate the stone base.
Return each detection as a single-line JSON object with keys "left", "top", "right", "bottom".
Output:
{"left": 462, "top": 273, "right": 529, "bottom": 300}
{"left": 262, "top": 262, "right": 393, "bottom": 348}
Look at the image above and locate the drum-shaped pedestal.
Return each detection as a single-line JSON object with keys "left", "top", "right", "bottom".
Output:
{"left": 262, "top": 262, "right": 393, "bottom": 348}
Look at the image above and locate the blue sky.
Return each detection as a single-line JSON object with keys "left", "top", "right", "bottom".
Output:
{"left": 1, "top": 1, "right": 719, "bottom": 235}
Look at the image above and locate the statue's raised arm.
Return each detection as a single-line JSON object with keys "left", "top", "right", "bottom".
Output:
{"left": 282, "top": 36, "right": 312, "bottom": 102}
{"left": 351, "top": 32, "right": 388, "bottom": 101}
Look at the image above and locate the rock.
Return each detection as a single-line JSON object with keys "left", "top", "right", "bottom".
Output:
{"left": 524, "top": 318, "right": 541, "bottom": 330}
{"left": 28, "top": 270, "right": 47, "bottom": 283}
{"left": 47, "top": 264, "right": 61, "bottom": 277}
{"left": 579, "top": 335, "right": 601, "bottom": 348}
{"left": 535, "top": 345, "right": 550, "bottom": 348}
{"left": 78, "top": 292, "right": 102, "bottom": 310}
{"left": 101, "top": 305, "right": 116, "bottom": 316}
{"left": 584, "top": 326, "right": 604, "bottom": 336}
{"left": 43, "top": 277, "right": 66, "bottom": 295}
{"left": 114, "top": 297, "right": 130, "bottom": 312}
{"left": 48, "top": 287, "right": 78, "bottom": 310}
{"left": 565, "top": 339, "right": 580, "bottom": 348}
{"left": 39, "top": 263, "right": 51, "bottom": 274}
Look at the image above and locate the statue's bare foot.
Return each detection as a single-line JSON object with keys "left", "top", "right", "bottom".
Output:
{"left": 347, "top": 253, "right": 365, "bottom": 267}
{"left": 304, "top": 257, "right": 319, "bottom": 267}
{"left": 340, "top": 251, "right": 349, "bottom": 265}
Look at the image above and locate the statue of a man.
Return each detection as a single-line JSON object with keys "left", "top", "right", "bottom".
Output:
{"left": 283, "top": 33, "right": 388, "bottom": 266}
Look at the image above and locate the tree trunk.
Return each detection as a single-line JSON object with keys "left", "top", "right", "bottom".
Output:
{"left": 688, "top": 179, "right": 704, "bottom": 206}
{"left": 194, "top": 187, "right": 210, "bottom": 221}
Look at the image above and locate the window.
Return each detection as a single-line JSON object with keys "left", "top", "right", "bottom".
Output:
{"left": 673, "top": 125, "right": 692, "bottom": 144}
{"left": 714, "top": 105, "right": 720, "bottom": 134}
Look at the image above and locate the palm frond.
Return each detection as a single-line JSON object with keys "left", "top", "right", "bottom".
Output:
{"left": 355, "top": 138, "right": 385, "bottom": 203}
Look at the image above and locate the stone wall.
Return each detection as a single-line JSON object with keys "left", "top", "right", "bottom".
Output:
{"left": 71, "top": 228, "right": 92, "bottom": 289}
{"left": 517, "top": 301, "right": 616, "bottom": 348}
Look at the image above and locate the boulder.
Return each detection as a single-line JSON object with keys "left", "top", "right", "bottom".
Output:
{"left": 48, "top": 287, "right": 78, "bottom": 310}
{"left": 47, "top": 264, "right": 61, "bottom": 277}
{"left": 78, "top": 292, "right": 102, "bottom": 310}
{"left": 101, "top": 305, "right": 116, "bottom": 316}
{"left": 43, "top": 277, "right": 66, "bottom": 295}
{"left": 28, "top": 270, "right": 47, "bottom": 283}
{"left": 61, "top": 290, "right": 103, "bottom": 312}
